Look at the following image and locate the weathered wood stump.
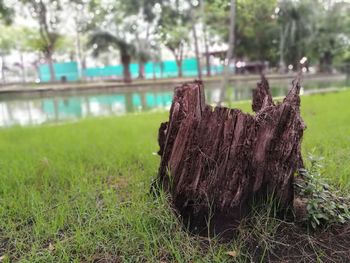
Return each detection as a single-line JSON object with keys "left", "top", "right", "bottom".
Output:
{"left": 156, "top": 77, "right": 306, "bottom": 236}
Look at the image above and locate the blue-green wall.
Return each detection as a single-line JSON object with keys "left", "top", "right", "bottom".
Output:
{"left": 39, "top": 62, "right": 79, "bottom": 82}
{"left": 39, "top": 58, "right": 223, "bottom": 82}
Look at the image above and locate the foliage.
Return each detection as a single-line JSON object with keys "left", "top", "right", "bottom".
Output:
{"left": 88, "top": 32, "right": 135, "bottom": 59}
{"left": 119, "top": 0, "right": 158, "bottom": 23}
{"left": 205, "top": 0, "right": 280, "bottom": 62}
{"left": 17, "top": 0, "right": 69, "bottom": 81}
{"left": 276, "top": 0, "right": 315, "bottom": 68}
{"left": 205, "top": 0, "right": 350, "bottom": 68}
{"left": 23, "top": 27, "right": 68, "bottom": 55}
{"left": 19, "top": 0, "right": 63, "bottom": 56}
{"left": 296, "top": 154, "right": 350, "bottom": 229}
{"left": 1, "top": 0, "right": 348, "bottom": 75}
{"left": 84, "top": 0, "right": 160, "bottom": 79}
{"left": 0, "top": 25, "right": 72, "bottom": 64}
{"left": 87, "top": 31, "right": 135, "bottom": 82}
{"left": 236, "top": 0, "right": 279, "bottom": 62}
{"left": 158, "top": 0, "right": 191, "bottom": 76}
{"left": 0, "top": 0, "right": 13, "bottom": 24}
{"left": 0, "top": 25, "right": 13, "bottom": 54}
{"left": 307, "top": 1, "right": 350, "bottom": 70}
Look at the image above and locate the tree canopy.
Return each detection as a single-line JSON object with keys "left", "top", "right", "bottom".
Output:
{"left": 1, "top": 0, "right": 349, "bottom": 82}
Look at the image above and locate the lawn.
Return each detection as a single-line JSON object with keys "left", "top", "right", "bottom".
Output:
{"left": 0, "top": 90, "right": 350, "bottom": 262}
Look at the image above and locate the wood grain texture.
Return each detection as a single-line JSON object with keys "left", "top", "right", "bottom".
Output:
{"left": 156, "top": 78, "right": 305, "bottom": 235}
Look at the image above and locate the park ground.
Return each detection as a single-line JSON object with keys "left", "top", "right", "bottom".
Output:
{"left": 0, "top": 89, "right": 350, "bottom": 262}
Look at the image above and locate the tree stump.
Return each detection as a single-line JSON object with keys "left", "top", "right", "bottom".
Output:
{"left": 156, "top": 77, "right": 306, "bottom": 236}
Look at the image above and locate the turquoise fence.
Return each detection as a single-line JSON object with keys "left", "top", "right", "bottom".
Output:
{"left": 39, "top": 62, "right": 79, "bottom": 82}
{"left": 39, "top": 58, "right": 223, "bottom": 82}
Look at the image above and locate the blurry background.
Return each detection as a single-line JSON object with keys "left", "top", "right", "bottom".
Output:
{"left": 0, "top": 0, "right": 349, "bottom": 126}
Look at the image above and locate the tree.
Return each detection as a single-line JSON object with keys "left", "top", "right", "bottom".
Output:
{"left": 218, "top": 0, "right": 236, "bottom": 105}
{"left": 128, "top": 23, "right": 152, "bottom": 79}
{"left": 84, "top": 1, "right": 131, "bottom": 82}
{"left": 200, "top": 0, "right": 211, "bottom": 77}
{"left": 188, "top": 0, "right": 202, "bottom": 80}
{"left": 205, "top": 0, "right": 350, "bottom": 74}
{"left": 20, "top": 0, "right": 65, "bottom": 82}
{"left": 119, "top": 0, "right": 159, "bottom": 79}
{"left": 307, "top": 0, "right": 350, "bottom": 72}
{"left": 7, "top": 27, "right": 34, "bottom": 83}
{"left": 135, "top": 45, "right": 151, "bottom": 79}
{"left": 237, "top": 0, "right": 278, "bottom": 62}
{"left": 0, "top": 1, "right": 13, "bottom": 84}
{"left": 0, "top": 25, "right": 53, "bottom": 84}
{"left": 0, "top": 26, "right": 12, "bottom": 84}
{"left": 276, "top": 0, "right": 314, "bottom": 71}
{"left": 88, "top": 32, "right": 135, "bottom": 83}
{"left": 205, "top": 0, "right": 279, "bottom": 65}
{"left": 158, "top": 1, "right": 191, "bottom": 78}
{"left": 0, "top": 0, "right": 13, "bottom": 24}
{"left": 84, "top": 0, "right": 160, "bottom": 82}
{"left": 86, "top": 0, "right": 159, "bottom": 80}
{"left": 67, "top": 0, "right": 93, "bottom": 80}
{"left": 149, "top": 39, "right": 162, "bottom": 80}
{"left": 275, "top": 0, "right": 350, "bottom": 73}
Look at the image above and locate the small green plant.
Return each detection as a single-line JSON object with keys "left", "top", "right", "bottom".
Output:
{"left": 295, "top": 154, "right": 350, "bottom": 229}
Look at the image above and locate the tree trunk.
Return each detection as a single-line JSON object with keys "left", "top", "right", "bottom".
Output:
{"left": 1, "top": 54, "right": 6, "bottom": 84}
{"left": 122, "top": 55, "right": 132, "bottom": 83}
{"left": 155, "top": 77, "right": 305, "bottom": 236}
{"left": 203, "top": 33, "right": 211, "bottom": 77}
{"left": 138, "top": 62, "right": 145, "bottom": 79}
{"left": 200, "top": 0, "right": 211, "bottom": 77}
{"left": 153, "top": 61, "right": 157, "bottom": 80}
{"left": 160, "top": 62, "right": 164, "bottom": 78}
{"left": 192, "top": 23, "right": 202, "bottom": 80}
{"left": 176, "top": 58, "right": 183, "bottom": 78}
{"left": 47, "top": 52, "right": 55, "bottom": 82}
{"left": 319, "top": 51, "right": 333, "bottom": 74}
{"left": 279, "top": 24, "right": 289, "bottom": 73}
{"left": 218, "top": 0, "right": 236, "bottom": 105}
{"left": 76, "top": 28, "right": 83, "bottom": 80}
{"left": 20, "top": 52, "right": 26, "bottom": 83}
{"left": 171, "top": 46, "right": 183, "bottom": 78}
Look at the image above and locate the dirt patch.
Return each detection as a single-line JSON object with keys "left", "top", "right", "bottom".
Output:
{"left": 269, "top": 223, "right": 350, "bottom": 262}
{"left": 216, "top": 215, "right": 350, "bottom": 263}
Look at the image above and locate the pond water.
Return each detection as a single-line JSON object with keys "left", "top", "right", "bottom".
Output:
{"left": 0, "top": 77, "right": 347, "bottom": 127}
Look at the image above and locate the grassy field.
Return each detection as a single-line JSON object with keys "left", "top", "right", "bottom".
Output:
{"left": 0, "top": 90, "right": 350, "bottom": 262}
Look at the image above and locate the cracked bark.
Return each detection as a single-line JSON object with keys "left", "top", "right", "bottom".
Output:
{"left": 156, "top": 77, "right": 305, "bottom": 236}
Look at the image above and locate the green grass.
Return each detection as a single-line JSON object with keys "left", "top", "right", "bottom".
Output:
{"left": 0, "top": 90, "right": 350, "bottom": 262}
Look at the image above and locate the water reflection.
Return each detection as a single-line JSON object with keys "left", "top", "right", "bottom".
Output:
{"left": 0, "top": 91, "right": 175, "bottom": 127}
{"left": 0, "top": 79, "right": 347, "bottom": 127}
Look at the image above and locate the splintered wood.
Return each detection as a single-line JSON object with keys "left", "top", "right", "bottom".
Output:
{"left": 156, "top": 78, "right": 305, "bottom": 235}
